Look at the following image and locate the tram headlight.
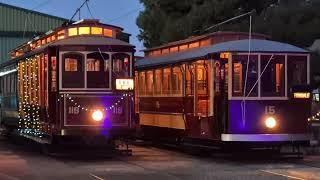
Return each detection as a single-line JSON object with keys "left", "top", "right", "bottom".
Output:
{"left": 92, "top": 110, "right": 104, "bottom": 122}
{"left": 265, "top": 117, "right": 276, "bottom": 129}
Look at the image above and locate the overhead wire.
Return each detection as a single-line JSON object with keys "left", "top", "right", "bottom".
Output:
{"left": 22, "top": 0, "right": 53, "bottom": 39}
{"left": 241, "top": 15, "right": 252, "bottom": 127}
{"left": 106, "top": 7, "right": 143, "bottom": 23}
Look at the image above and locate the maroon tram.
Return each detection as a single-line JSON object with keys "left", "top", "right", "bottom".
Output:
{"left": 0, "top": 19, "right": 135, "bottom": 146}
{"left": 135, "top": 32, "right": 311, "bottom": 148}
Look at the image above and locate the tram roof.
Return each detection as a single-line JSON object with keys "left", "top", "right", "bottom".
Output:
{"left": 0, "top": 36, "right": 133, "bottom": 68}
{"left": 49, "top": 36, "right": 133, "bottom": 46}
{"left": 135, "top": 39, "right": 309, "bottom": 68}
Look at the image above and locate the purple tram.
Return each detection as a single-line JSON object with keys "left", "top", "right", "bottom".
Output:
{"left": 0, "top": 19, "right": 135, "bottom": 146}
{"left": 135, "top": 32, "right": 311, "bottom": 148}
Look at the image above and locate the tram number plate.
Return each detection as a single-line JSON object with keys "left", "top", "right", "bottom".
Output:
{"left": 112, "top": 107, "right": 123, "bottom": 115}
{"left": 265, "top": 106, "right": 276, "bottom": 115}
{"left": 68, "top": 107, "right": 80, "bottom": 115}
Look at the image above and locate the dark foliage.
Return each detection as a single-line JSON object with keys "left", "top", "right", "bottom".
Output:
{"left": 137, "top": 0, "right": 320, "bottom": 49}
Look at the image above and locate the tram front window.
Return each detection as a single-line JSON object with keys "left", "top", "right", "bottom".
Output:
{"left": 86, "top": 52, "right": 110, "bottom": 88}
{"left": 62, "top": 53, "right": 84, "bottom": 88}
{"left": 261, "top": 55, "right": 285, "bottom": 97}
{"left": 288, "top": 55, "right": 307, "bottom": 88}
{"left": 112, "top": 53, "right": 130, "bottom": 78}
{"left": 232, "top": 55, "right": 258, "bottom": 96}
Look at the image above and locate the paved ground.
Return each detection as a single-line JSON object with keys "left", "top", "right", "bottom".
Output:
{"left": 1, "top": 138, "right": 320, "bottom": 180}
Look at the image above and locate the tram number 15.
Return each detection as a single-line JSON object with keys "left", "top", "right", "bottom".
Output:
{"left": 265, "top": 106, "right": 275, "bottom": 115}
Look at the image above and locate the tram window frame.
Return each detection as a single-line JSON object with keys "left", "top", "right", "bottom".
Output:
{"left": 62, "top": 53, "right": 85, "bottom": 89}
{"left": 86, "top": 52, "right": 110, "bottom": 89}
{"left": 260, "top": 55, "right": 285, "bottom": 97}
{"left": 231, "top": 55, "right": 258, "bottom": 97}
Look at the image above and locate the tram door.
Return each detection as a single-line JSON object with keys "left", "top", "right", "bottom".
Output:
{"left": 213, "top": 60, "right": 228, "bottom": 139}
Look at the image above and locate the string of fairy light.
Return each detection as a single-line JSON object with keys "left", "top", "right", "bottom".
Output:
{"left": 309, "top": 112, "right": 320, "bottom": 121}
{"left": 18, "top": 55, "right": 43, "bottom": 136}
{"left": 60, "top": 93, "right": 132, "bottom": 112}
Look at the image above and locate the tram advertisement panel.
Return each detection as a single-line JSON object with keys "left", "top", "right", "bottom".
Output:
{"left": 228, "top": 100, "right": 311, "bottom": 134}
{"left": 63, "top": 95, "right": 128, "bottom": 127}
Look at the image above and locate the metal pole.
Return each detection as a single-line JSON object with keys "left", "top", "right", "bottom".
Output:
{"left": 203, "top": 10, "right": 254, "bottom": 32}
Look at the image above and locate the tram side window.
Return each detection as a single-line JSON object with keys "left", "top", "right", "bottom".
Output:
{"left": 186, "top": 64, "right": 195, "bottom": 95}
{"left": 196, "top": 63, "right": 208, "bottom": 95}
{"left": 261, "top": 55, "right": 285, "bottom": 97}
{"left": 112, "top": 53, "right": 130, "bottom": 78}
{"left": 62, "top": 53, "right": 84, "bottom": 88}
{"left": 154, "top": 69, "right": 162, "bottom": 95}
{"left": 138, "top": 72, "right": 146, "bottom": 96}
{"left": 146, "top": 70, "right": 154, "bottom": 95}
{"left": 232, "top": 55, "right": 258, "bottom": 96}
{"left": 162, "top": 68, "right": 171, "bottom": 95}
{"left": 172, "top": 66, "right": 182, "bottom": 95}
{"left": 288, "top": 55, "right": 307, "bottom": 89}
{"left": 86, "top": 52, "right": 110, "bottom": 88}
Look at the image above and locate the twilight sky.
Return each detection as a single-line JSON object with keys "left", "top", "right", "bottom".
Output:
{"left": 0, "top": 0, "right": 145, "bottom": 55}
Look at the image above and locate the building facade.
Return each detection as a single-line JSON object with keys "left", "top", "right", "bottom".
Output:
{"left": 0, "top": 3, "right": 67, "bottom": 63}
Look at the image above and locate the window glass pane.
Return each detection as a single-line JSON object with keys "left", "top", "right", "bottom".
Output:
{"left": 87, "top": 59, "right": 100, "bottom": 71}
{"left": 112, "top": 53, "right": 130, "bottom": 78}
{"left": 65, "top": 58, "right": 78, "bottom": 71}
{"left": 135, "top": 71, "right": 139, "bottom": 112}
{"left": 200, "top": 38, "right": 211, "bottom": 47}
{"left": 91, "top": 27, "right": 102, "bottom": 35}
{"left": 103, "top": 29, "right": 113, "bottom": 37}
{"left": 186, "top": 64, "right": 194, "bottom": 95}
{"left": 288, "top": 56, "right": 307, "bottom": 89}
{"left": 172, "top": 66, "right": 182, "bottom": 95}
{"left": 57, "top": 30, "right": 65, "bottom": 40}
{"left": 86, "top": 52, "right": 110, "bottom": 88}
{"left": 154, "top": 69, "right": 162, "bottom": 95}
{"left": 232, "top": 55, "right": 258, "bottom": 96}
{"left": 139, "top": 72, "right": 146, "bottom": 95}
{"left": 62, "top": 53, "right": 84, "bottom": 88}
{"left": 162, "top": 48, "right": 169, "bottom": 54}
{"left": 179, "top": 44, "right": 188, "bottom": 51}
{"left": 170, "top": 46, "right": 178, "bottom": 53}
{"left": 162, "top": 68, "right": 171, "bottom": 95}
{"left": 189, "top": 42, "right": 199, "bottom": 49}
{"left": 261, "top": 55, "right": 285, "bottom": 97}
{"left": 79, "top": 27, "right": 90, "bottom": 35}
{"left": 197, "top": 63, "right": 208, "bottom": 95}
{"left": 146, "top": 71, "right": 154, "bottom": 95}
{"left": 196, "top": 61, "right": 210, "bottom": 116}
{"left": 46, "top": 37, "right": 51, "bottom": 43}
{"left": 233, "top": 62, "right": 243, "bottom": 94}
{"left": 68, "top": 28, "right": 78, "bottom": 36}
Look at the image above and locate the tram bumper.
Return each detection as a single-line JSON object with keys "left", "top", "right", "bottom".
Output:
{"left": 221, "top": 133, "right": 311, "bottom": 146}
{"left": 59, "top": 127, "right": 135, "bottom": 137}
